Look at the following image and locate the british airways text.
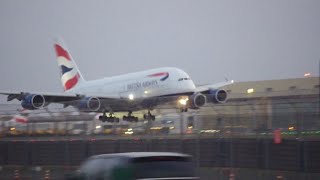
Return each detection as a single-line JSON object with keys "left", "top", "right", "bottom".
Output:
{"left": 127, "top": 80, "right": 158, "bottom": 90}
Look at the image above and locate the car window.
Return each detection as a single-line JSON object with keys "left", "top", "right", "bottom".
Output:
{"left": 131, "top": 156, "right": 194, "bottom": 179}
{"left": 79, "top": 158, "right": 120, "bottom": 180}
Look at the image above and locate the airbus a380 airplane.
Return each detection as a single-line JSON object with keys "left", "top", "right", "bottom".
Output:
{"left": 0, "top": 39, "right": 232, "bottom": 122}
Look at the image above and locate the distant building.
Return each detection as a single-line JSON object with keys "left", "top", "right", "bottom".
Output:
{"left": 198, "top": 77, "right": 320, "bottom": 132}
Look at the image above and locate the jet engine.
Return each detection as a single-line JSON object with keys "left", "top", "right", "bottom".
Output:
{"left": 189, "top": 93, "right": 207, "bottom": 109}
{"left": 209, "top": 89, "right": 228, "bottom": 103}
{"left": 77, "top": 97, "right": 101, "bottom": 111}
{"left": 21, "top": 94, "right": 46, "bottom": 110}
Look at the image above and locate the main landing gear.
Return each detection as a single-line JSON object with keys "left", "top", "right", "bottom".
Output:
{"left": 98, "top": 110, "right": 155, "bottom": 123}
{"left": 143, "top": 110, "right": 155, "bottom": 121}
{"left": 123, "top": 111, "right": 139, "bottom": 122}
{"left": 99, "top": 112, "right": 120, "bottom": 123}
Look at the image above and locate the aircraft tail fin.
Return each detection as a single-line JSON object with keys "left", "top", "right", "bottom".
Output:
{"left": 54, "top": 38, "right": 85, "bottom": 91}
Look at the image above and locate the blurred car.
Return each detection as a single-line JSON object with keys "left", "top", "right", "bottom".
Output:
{"left": 65, "top": 152, "right": 198, "bottom": 180}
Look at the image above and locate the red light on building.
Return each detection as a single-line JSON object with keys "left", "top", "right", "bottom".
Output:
{"left": 274, "top": 129, "right": 282, "bottom": 144}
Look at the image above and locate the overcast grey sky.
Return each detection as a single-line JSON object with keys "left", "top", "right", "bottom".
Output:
{"left": 0, "top": 0, "right": 320, "bottom": 93}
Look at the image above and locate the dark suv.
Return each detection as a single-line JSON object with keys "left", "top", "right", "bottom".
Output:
{"left": 66, "top": 152, "right": 198, "bottom": 180}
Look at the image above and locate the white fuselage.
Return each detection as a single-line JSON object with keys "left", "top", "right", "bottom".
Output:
{"left": 67, "top": 67, "right": 196, "bottom": 99}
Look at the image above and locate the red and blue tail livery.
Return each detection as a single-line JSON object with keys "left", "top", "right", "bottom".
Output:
{"left": 54, "top": 43, "right": 82, "bottom": 91}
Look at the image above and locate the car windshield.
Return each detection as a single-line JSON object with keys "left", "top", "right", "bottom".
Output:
{"left": 131, "top": 156, "right": 195, "bottom": 179}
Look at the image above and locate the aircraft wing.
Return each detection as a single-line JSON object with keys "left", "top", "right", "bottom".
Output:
{"left": 1, "top": 91, "right": 77, "bottom": 102}
{"left": 0, "top": 91, "right": 120, "bottom": 103}
{"left": 195, "top": 80, "right": 234, "bottom": 93}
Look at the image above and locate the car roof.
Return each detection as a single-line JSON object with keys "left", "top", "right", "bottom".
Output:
{"left": 89, "top": 152, "right": 191, "bottom": 160}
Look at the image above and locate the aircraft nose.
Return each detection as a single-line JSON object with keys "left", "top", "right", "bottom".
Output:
{"left": 184, "top": 80, "right": 196, "bottom": 92}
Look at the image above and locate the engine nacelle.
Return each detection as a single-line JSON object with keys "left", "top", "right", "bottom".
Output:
{"left": 189, "top": 93, "right": 207, "bottom": 109}
{"left": 21, "top": 94, "right": 45, "bottom": 110}
{"left": 209, "top": 89, "right": 228, "bottom": 103}
{"left": 77, "top": 97, "right": 101, "bottom": 111}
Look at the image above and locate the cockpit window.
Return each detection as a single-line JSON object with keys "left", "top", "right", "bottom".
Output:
{"left": 178, "top": 78, "right": 190, "bottom": 81}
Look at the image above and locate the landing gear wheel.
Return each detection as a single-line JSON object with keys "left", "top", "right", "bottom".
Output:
{"left": 144, "top": 110, "right": 156, "bottom": 121}
{"left": 99, "top": 111, "right": 120, "bottom": 123}
{"left": 99, "top": 115, "right": 106, "bottom": 122}
{"left": 180, "top": 108, "right": 188, "bottom": 112}
{"left": 123, "top": 111, "right": 139, "bottom": 122}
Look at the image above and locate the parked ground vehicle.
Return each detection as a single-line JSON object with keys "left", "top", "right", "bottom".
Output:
{"left": 66, "top": 152, "right": 198, "bottom": 180}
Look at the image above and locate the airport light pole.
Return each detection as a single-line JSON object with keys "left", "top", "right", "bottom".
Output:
{"left": 180, "top": 112, "right": 184, "bottom": 136}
